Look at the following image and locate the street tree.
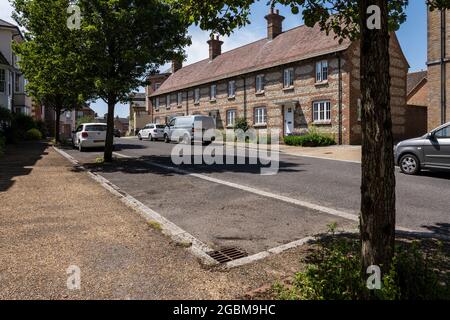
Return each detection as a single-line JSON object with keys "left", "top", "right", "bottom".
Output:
{"left": 11, "top": 0, "right": 91, "bottom": 143}
{"left": 77, "top": 0, "right": 191, "bottom": 162}
{"left": 174, "top": 0, "right": 450, "bottom": 276}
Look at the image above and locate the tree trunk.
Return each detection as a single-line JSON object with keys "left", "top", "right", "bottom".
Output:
{"left": 359, "top": 0, "right": 396, "bottom": 275}
{"left": 104, "top": 97, "right": 116, "bottom": 162}
{"left": 54, "top": 106, "right": 62, "bottom": 143}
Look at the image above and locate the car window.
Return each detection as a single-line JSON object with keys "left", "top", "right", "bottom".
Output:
{"left": 85, "top": 125, "right": 107, "bottom": 132}
{"left": 435, "top": 126, "right": 450, "bottom": 138}
{"left": 168, "top": 119, "right": 175, "bottom": 127}
{"left": 156, "top": 125, "right": 165, "bottom": 129}
{"left": 76, "top": 126, "right": 83, "bottom": 132}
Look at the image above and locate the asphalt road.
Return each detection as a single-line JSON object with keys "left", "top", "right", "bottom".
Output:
{"left": 63, "top": 137, "right": 450, "bottom": 254}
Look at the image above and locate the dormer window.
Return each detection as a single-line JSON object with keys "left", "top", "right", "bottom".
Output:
{"left": 194, "top": 88, "right": 200, "bottom": 103}
{"left": 228, "top": 80, "right": 236, "bottom": 98}
{"left": 166, "top": 95, "right": 171, "bottom": 109}
{"left": 177, "top": 92, "right": 183, "bottom": 106}
{"left": 256, "top": 74, "right": 265, "bottom": 93}
{"left": 210, "top": 84, "right": 217, "bottom": 100}
{"left": 283, "top": 68, "right": 294, "bottom": 88}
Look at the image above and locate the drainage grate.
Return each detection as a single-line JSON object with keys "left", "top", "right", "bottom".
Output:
{"left": 208, "top": 247, "right": 248, "bottom": 263}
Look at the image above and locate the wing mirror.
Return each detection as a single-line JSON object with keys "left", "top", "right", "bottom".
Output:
{"left": 427, "top": 132, "right": 436, "bottom": 140}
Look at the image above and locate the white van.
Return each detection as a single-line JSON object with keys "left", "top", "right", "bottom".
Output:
{"left": 163, "top": 115, "right": 216, "bottom": 144}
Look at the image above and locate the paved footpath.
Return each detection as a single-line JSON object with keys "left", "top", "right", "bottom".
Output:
{"left": 0, "top": 142, "right": 311, "bottom": 299}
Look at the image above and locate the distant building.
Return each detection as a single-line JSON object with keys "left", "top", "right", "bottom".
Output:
{"left": 403, "top": 71, "right": 428, "bottom": 137}
{"left": 0, "top": 19, "right": 32, "bottom": 115}
{"left": 129, "top": 92, "right": 152, "bottom": 135}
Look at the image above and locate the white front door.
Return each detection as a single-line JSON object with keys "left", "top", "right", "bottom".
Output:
{"left": 284, "top": 106, "right": 294, "bottom": 135}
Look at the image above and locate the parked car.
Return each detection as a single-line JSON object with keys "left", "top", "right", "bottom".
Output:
{"left": 163, "top": 115, "right": 216, "bottom": 144}
{"left": 395, "top": 122, "right": 450, "bottom": 175}
{"left": 138, "top": 123, "right": 165, "bottom": 141}
{"left": 72, "top": 123, "right": 108, "bottom": 152}
{"left": 114, "top": 128, "right": 121, "bottom": 138}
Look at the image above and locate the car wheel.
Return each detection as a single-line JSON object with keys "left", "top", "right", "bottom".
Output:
{"left": 164, "top": 134, "right": 170, "bottom": 143}
{"left": 138, "top": 134, "right": 142, "bottom": 141}
{"left": 149, "top": 134, "right": 154, "bottom": 142}
{"left": 399, "top": 154, "right": 420, "bottom": 175}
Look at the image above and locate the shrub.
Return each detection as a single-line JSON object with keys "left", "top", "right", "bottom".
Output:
{"left": 35, "top": 120, "right": 48, "bottom": 138}
{"left": 273, "top": 235, "right": 450, "bottom": 300}
{"left": 24, "top": 128, "right": 42, "bottom": 141}
{"left": 284, "top": 128, "right": 336, "bottom": 147}
{"left": 234, "top": 117, "right": 249, "bottom": 132}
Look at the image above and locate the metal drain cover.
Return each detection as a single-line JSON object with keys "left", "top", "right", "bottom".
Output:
{"left": 208, "top": 247, "right": 248, "bottom": 263}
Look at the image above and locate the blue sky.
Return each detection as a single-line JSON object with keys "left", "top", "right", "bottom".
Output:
{"left": 0, "top": 1, "right": 427, "bottom": 118}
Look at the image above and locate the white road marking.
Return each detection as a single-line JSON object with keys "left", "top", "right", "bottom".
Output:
{"left": 113, "top": 151, "right": 359, "bottom": 222}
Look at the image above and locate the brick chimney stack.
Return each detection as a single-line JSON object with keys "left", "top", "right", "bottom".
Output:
{"left": 171, "top": 58, "right": 182, "bottom": 73}
{"left": 207, "top": 35, "right": 223, "bottom": 60}
{"left": 265, "top": 8, "right": 285, "bottom": 40}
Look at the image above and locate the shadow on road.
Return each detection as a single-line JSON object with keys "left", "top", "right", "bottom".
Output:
{"left": 82, "top": 153, "right": 304, "bottom": 176}
{"left": 0, "top": 142, "right": 48, "bottom": 192}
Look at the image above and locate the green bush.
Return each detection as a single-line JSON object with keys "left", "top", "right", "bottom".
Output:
{"left": 234, "top": 117, "right": 249, "bottom": 132}
{"left": 284, "top": 129, "right": 336, "bottom": 147}
{"left": 273, "top": 235, "right": 450, "bottom": 300}
{"left": 24, "top": 128, "right": 42, "bottom": 141}
{"left": 35, "top": 120, "right": 48, "bottom": 138}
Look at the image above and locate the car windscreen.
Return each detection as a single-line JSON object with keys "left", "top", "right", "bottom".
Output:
{"left": 156, "top": 125, "right": 165, "bottom": 129}
{"left": 85, "top": 125, "right": 107, "bottom": 132}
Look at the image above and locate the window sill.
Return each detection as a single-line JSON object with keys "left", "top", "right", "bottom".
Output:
{"left": 194, "top": 102, "right": 200, "bottom": 106}
{"left": 177, "top": 104, "right": 183, "bottom": 108}
{"left": 228, "top": 96, "right": 236, "bottom": 100}
{"left": 282, "top": 86, "right": 294, "bottom": 92}
{"left": 255, "top": 91, "right": 265, "bottom": 96}
{"left": 313, "top": 121, "right": 331, "bottom": 125}
{"left": 315, "top": 80, "right": 329, "bottom": 87}
{"left": 210, "top": 99, "right": 217, "bottom": 103}
{"left": 253, "top": 123, "right": 267, "bottom": 128}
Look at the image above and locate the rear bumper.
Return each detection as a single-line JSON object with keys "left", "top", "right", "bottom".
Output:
{"left": 152, "top": 132, "right": 164, "bottom": 139}
{"left": 80, "top": 139, "right": 106, "bottom": 148}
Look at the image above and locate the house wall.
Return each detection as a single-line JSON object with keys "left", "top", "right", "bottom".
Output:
{"left": 427, "top": 9, "right": 450, "bottom": 130}
{"left": 347, "top": 35, "right": 409, "bottom": 144}
{"left": 407, "top": 80, "right": 428, "bottom": 107}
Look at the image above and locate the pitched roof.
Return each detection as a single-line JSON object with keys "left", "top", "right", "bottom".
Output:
{"left": 407, "top": 70, "right": 427, "bottom": 95}
{"left": 0, "top": 19, "right": 16, "bottom": 28}
{"left": 0, "top": 52, "right": 9, "bottom": 66}
{"left": 151, "top": 24, "right": 351, "bottom": 97}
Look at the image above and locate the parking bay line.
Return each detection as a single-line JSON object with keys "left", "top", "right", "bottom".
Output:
{"left": 113, "top": 151, "right": 449, "bottom": 241}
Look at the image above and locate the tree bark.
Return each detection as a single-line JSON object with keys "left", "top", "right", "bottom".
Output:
{"left": 54, "top": 106, "right": 62, "bottom": 143}
{"left": 359, "top": 0, "right": 396, "bottom": 275}
{"left": 104, "top": 97, "right": 116, "bottom": 162}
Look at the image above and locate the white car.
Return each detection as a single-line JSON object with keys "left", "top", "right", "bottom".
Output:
{"left": 73, "top": 123, "right": 108, "bottom": 152}
{"left": 138, "top": 123, "right": 165, "bottom": 141}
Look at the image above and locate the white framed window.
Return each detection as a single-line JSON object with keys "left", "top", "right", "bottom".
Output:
{"left": 177, "top": 92, "right": 183, "bottom": 106}
{"left": 0, "top": 69, "right": 5, "bottom": 94}
{"left": 316, "top": 60, "right": 328, "bottom": 83}
{"left": 210, "top": 84, "right": 217, "bottom": 100}
{"left": 154, "top": 98, "right": 160, "bottom": 110}
{"left": 227, "top": 109, "right": 236, "bottom": 126}
{"left": 254, "top": 107, "right": 267, "bottom": 125}
{"left": 283, "top": 68, "right": 294, "bottom": 88}
{"left": 15, "top": 74, "right": 20, "bottom": 92}
{"left": 228, "top": 80, "right": 236, "bottom": 98}
{"left": 166, "top": 95, "right": 171, "bottom": 109}
{"left": 313, "top": 101, "right": 331, "bottom": 122}
{"left": 256, "top": 74, "right": 265, "bottom": 93}
{"left": 194, "top": 88, "right": 200, "bottom": 103}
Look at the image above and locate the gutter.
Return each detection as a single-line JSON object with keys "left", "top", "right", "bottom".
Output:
{"left": 336, "top": 52, "right": 343, "bottom": 145}
{"left": 440, "top": 9, "right": 447, "bottom": 124}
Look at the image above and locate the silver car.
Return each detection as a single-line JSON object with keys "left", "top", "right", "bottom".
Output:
{"left": 164, "top": 115, "right": 216, "bottom": 144}
{"left": 395, "top": 122, "right": 450, "bottom": 175}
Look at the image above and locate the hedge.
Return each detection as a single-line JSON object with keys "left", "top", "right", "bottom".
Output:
{"left": 284, "top": 132, "right": 336, "bottom": 147}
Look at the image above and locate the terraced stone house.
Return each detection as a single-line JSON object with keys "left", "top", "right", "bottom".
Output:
{"left": 147, "top": 9, "right": 410, "bottom": 145}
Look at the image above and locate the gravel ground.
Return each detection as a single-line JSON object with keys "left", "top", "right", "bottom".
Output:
{"left": 0, "top": 142, "right": 318, "bottom": 300}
